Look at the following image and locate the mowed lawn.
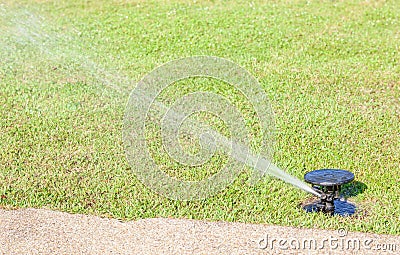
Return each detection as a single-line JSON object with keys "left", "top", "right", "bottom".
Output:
{"left": 1, "top": 0, "right": 399, "bottom": 235}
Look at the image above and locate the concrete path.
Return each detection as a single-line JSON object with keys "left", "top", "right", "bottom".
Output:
{"left": 1, "top": 208, "right": 398, "bottom": 254}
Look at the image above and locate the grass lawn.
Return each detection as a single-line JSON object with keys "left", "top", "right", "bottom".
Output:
{"left": 1, "top": 0, "right": 399, "bottom": 235}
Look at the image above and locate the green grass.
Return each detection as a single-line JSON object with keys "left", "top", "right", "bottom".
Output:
{"left": 1, "top": 0, "right": 399, "bottom": 235}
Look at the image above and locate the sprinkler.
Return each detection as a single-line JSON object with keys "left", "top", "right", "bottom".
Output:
{"left": 304, "top": 169, "right": 354, "bottom": 215}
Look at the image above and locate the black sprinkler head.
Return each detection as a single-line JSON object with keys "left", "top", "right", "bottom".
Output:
{"left": 304, "top": 169, "right": 355, "bottom": 215}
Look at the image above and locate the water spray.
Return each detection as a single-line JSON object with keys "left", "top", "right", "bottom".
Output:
{"left": 123, "top": 56, "right": 321, "bottom": 200}
{"left": 4, "top": 5, "right": 354, "bottom": 214}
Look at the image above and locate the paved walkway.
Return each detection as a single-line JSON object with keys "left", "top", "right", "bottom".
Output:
{"left": 1, "top": 208, "right": 398, "bottom": 254}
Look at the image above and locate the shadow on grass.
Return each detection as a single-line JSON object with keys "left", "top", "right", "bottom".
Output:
{"left": 301, "top": 181, "right": 367, "bottom": 217}
{"left": 341, "top": 181, "right": 368, "bottom": 198}
{"left": 303, "top": 200, "right": 357, "bottom": 217}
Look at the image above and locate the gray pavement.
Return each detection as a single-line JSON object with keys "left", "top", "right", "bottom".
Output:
{"left": 1, "top": 208, "right": 399, "bottom": 254}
